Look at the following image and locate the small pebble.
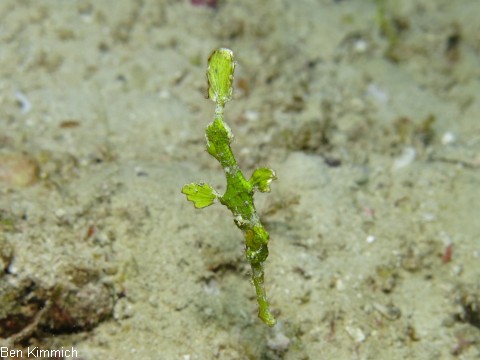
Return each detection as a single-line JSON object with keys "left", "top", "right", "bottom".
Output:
{"left": 113, "top": 298, "right": 133, "bottom": 320}
{"left": 354, "top": 39, "right": 368, "bottom": 53}
{"left": 267, "top": 332, "right": 290, "bottom": 352}
{"left": 244, "top": 110, "right": 259, "bottom": 122}
{"left": 441, "top": 132, "right": 456, "bottom": 145}
{"left": 367, "top": 83, "right": 389, "bottom": 104}
{"left": 0, "top": 153, "right": 39, "bottom": 187}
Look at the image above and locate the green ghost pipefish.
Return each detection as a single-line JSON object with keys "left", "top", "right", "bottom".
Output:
{"left": 181, "top": 48, "right": 277, "bottom": 326}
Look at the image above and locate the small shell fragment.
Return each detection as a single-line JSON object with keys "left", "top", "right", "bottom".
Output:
{"left": 373, "top": 302, "right": 402, "bottom": 320}
{"left": 345, "top": 325, "right": 366, "bottom": 343}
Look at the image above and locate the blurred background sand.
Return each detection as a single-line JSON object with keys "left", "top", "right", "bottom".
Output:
{"left": 1, "top": 1, "right": 479, "bottom": 359}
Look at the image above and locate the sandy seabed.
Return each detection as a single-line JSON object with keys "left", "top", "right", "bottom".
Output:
{"left": 1, "top": 1, "right": 479, "bottom": 359}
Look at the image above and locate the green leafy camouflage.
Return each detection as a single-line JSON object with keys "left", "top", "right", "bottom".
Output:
{"left": 182, "top": 48, "right": 277, "bottom": 326}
